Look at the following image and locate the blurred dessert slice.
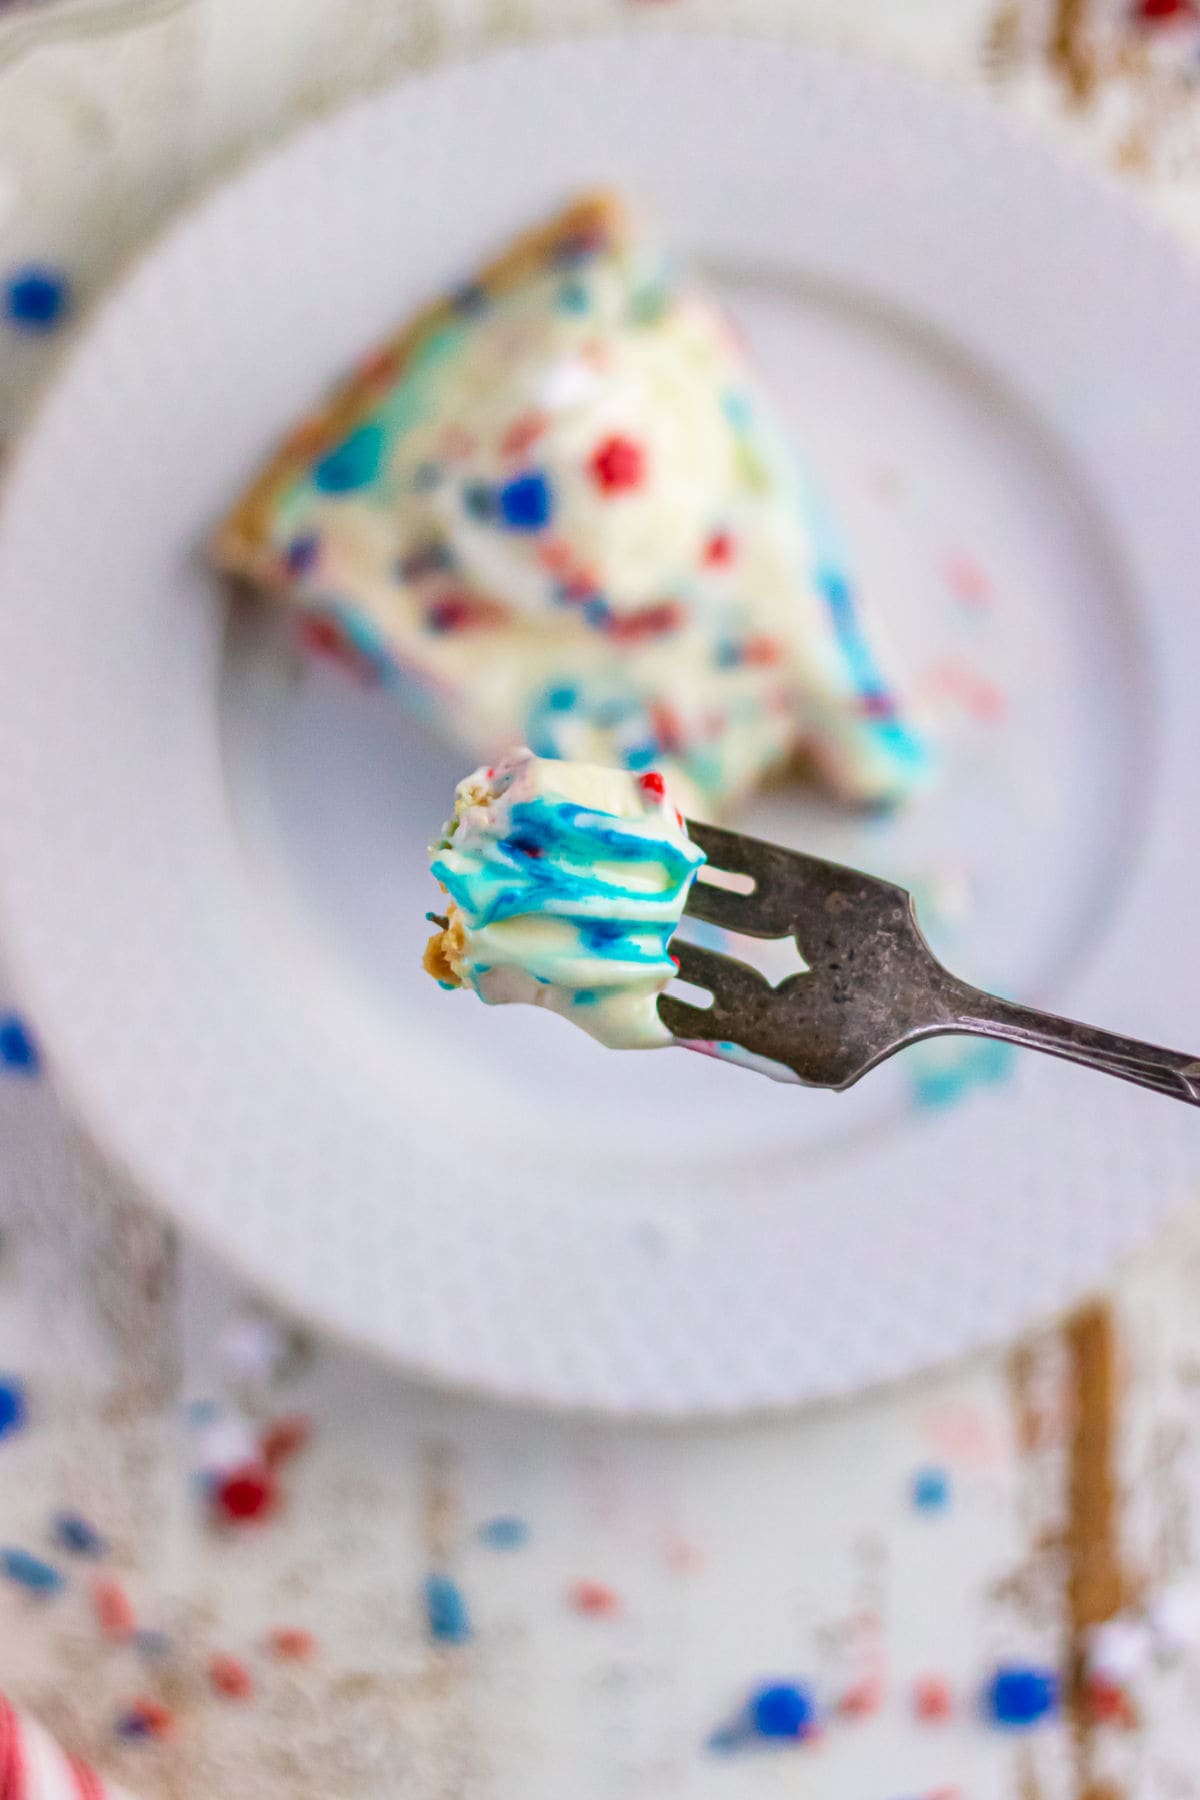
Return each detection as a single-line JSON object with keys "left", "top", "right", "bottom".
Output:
{"left": 425, "top": 747, "right": 704, "bottom": 1050}
{"left": 214, "top": 193, "right": 926, "bottom": 815}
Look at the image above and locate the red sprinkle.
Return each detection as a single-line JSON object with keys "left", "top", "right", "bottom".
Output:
{"left": 839, "top": 1676, "right": 883, "bottom": 1719}
{"left": 92, "top": 1577, "right": 136, "bottom": 1642}
{"left": 913, "top": 1675, "right": 954, "bottom": 1722}
{"left": 209, "top": 1654, "right": 254, "bottom": 1700}
{"left": 569, "top": 1580, "right": 621, "bottom": 1618}
{"left": 267, "top": 1626, "right": 317, "bottom": 1662}
{"left": 1086, "top": 1674, "right": 1138, "bottom": 1728}
{"left": 589, "top": 434, "right": 645, "bottom": 494}
{"left": 741, "top": 635, "right": 784, "bottom": 667}
{"left": 637, "top": 771, "right": 666, "bottom": 799}
{"left": 300, "top": 616, "right": 343, "bottom": 659}
{"left": 356, "top": 347, "right": 402, "bottom": 389}
{"left": 942, "top": 551, "right": 993, "bottom": 609}
{"left": 117, "top": 1698, "right": 174, "bottom": 1742}
{"left": 703, "top": 530, "right": 736, "bottom": 567}
{"left": 260, "top": 1414, "right": 313, "bottom": 1469}
{"left": 426, "top": 594, "right": 507, "bottom": 634}
{"left": 1133, "top": 0, "right": 1194, "bottom": 20}
{"left": 500, "top": 412, "right": 548, "bottom": 459}
{"left": 606, "top": 602, "right": 683, "bottom": 642}
{"left": 649, "top": 702, "right": 684, "bottom": 756}
{"left": 213, "top": 1463, "right": 278, "bottom": 1526}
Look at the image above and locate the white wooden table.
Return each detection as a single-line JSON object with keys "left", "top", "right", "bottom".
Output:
{"left": 1, "top": 4, "right": 1200, "bottom": 1796}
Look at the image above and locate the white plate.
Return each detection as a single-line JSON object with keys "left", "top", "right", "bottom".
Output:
{"left": 0, "top": 39, "right": 1197, "bottom": 1415}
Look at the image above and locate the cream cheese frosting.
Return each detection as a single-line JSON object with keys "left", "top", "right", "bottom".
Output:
{"left": 216, "top": 194, "right": 928, "bottom": 818}
{"left": 425, "top": 747, "right": 705, "bottom": 1050}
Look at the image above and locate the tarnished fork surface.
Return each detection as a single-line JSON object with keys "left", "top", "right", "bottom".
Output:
{"left": 658, "top": 821, "right": 1200, "bottom": 1105}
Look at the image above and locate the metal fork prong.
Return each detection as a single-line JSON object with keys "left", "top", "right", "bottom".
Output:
{"left": 657, "top": 993, "right": 726, "bottom": 1042}
{"left": 681, "top": 877, "right": 756, "bottom": 934}
{"left": 685, "top": 820, "right": 820, "bottom": 939}
{"left": 669, "top": 936, "right": 740, "bottom": 998}
{"left": 669, "top": 936, "right": 772, "bottom": 1024}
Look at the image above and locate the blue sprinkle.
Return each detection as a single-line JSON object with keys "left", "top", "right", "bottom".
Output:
{"left": 463, "top": 480, "right": 495, "bottom": 520}
{"left": 912, "top": 1466, "right": 951, "bottom": 1512}
{"left": 184, "top": 1398, "right": 219, "bottom": 1428}
{"left": 546, "top": 685, "right": 578, "bottom": 713}
{"left": 572, "top": 990, "right": 598, "bottom": 1007}
{"left": 557, "top": 279, "right": 590, "bottom": 313}
{"left": 2, "top": 1547, "right": 65, "bottom": 1594}
{"left": 0, "top": 1016, "right": 39, "bottom": 1075}
{"left": 0, "top": 1380, "right": 27, "bottom": 1439}
{"left": 425, "top": 1572, "right": 471, "bottom": 1644}
{"left": 450, "top": 281, "right": 488, "bottom": 318}
{"left": 313, "top": 422, "right": 385, "bottom": 494}
{"left": 715, "top": 639, "right": 742, "bottom": 668}
{"left": 583, "top": 597, "right": 611, "bottom": 629}
{"left": 749, "top": 1681, "right": 817, "bottom": 1740}
{"left": 478, "top": 1515, "right": 530, "bottom": 1551}
{"left": 984, "top": 1665, "right": 1059, "bottom": 1728}
{"left": 135, "top": 1629, "right": 171, "bottom": 1660}
{"left": 52, "top": 1512, "right": 106, "bottom": 1558}
{"left": 498, "top": 472, "right": 553, "bottom": 532}
{"left": 3, "top": 265, "right": 71, "bottom": 333}
{"left": 284, "top": 534, "right": 320, "bottom": 576}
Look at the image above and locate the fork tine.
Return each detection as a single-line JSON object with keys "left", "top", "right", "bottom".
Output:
{"left": 686, "top": 818, "right": 912, "bottom": 943}
{"left": 657, "top": 994, "right": 724, "bottom": 1041}
{"left": 669, "top": 936, "right": 738, "bottom": 996}
{"left": 684, "top": 820, "right": 817, "bottom": 938}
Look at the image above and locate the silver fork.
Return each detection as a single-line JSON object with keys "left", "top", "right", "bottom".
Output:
{"left": 657, "top": 820, "right": 1200, "bottom": 1105}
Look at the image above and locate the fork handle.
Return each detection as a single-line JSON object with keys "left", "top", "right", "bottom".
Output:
{"left": 952, "top": 987, "right": 1200, "bottom": 1107}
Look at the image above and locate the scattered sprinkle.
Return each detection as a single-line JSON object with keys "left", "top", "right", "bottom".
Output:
{"left": 1133, "top": 0, "right": 1195, "bottom": 20}
{"left": 1085, "top": 1673, "right": 1138, "bottom": 1727}
{"left": 913, "top": 1674, "right": 954, "bottom": 1721}
{"left": 115, "top": 1698, "right": 174, "bottom": 1743}
{"left": 260, "top": 1414, "right": 312, "bottom": 1469}
{"left": 478, "top": 1515, "right": 530, "bottom": 1550}
{"left": 0, "top": 1378, "right": 27, "bottom": 1438}
{"left": 52, "top": 1512, "right": 106, "bottom": 1558}
{"left": 911, "top": 1466, "right": 952, "bottom": 1512}
{"left": 267, "top": 1626, "right": 317, "bottom": 1662}
{"left": 941, "top": 551, "right": 993, "bottom": 609}
{"left": 135, "top": 1630, "right": 171, "bottom": 1660}
{"left": 589, "top": 433, "right": 645, "bottom": 493}
{"left": 209, "top": 1653, "right": 254, "bottom": 1700}
{"left": 0, "top": 1016, "right": 38, "bottom": 1075}
{"left": 1, "top": 1547, "right": 64, "bottom": 1594}
{"left": 838, "top": 1675, "right": 883, "bottom": 1718}
{"left": 3, "top": 265, "right": 71, "bottom": 333}
{"left": 212, "top": 1463, "right": 278, "bottom": 1526}
{"left": 984, "top": 1664, "right": 1059, "bottom": 1728}
{"left": 93, "top": 1576, "right": 136, "bottom": 1640}
{"left": 425, "top": 1573, "right": 472, "bottom": 1645}
{"left": 569, "top": 1579, "right": 621, "bottom": 1618}
{"left": 749, "top": 1680, "right": 818, "bottom": 1741}
{"left": 312, "top": 422, "right": 385, "bottom": 494}
{"left": 498, "top": 471, "right": 553, "bottom": 531}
